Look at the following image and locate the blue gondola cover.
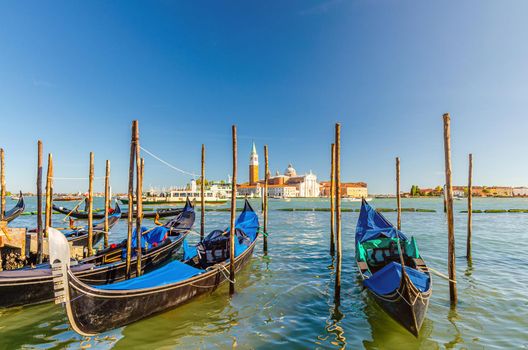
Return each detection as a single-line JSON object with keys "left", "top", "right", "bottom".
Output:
{"left": 356, "top": 200, "right": 408, "bottom": 243}
{"left": 363, "top": 262, "right": 430, "bottom": 295}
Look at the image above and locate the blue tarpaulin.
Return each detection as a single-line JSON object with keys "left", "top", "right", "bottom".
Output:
{"left": 122, "top": 226, "right": 169, "bottom": 258}
{"left": 355, "top": 200, "right": 408, "bottom": 244}
{"left": 363, "top": 261, "right": 430, "bottom": 295}
{"left": 98, "top": 260, "right": 205, "bottom": 290}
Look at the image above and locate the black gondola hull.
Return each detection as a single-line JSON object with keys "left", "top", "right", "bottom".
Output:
{"left": 53, "top": 205, "right": 183, "bottom": 219}
{"left": 0, "top": 235, "right": 185, "bottom": 308}
{"left": 364, "top": 273, "right": 431, "bottom": 337}
{"left": 65, "top": 240, "right": 256, "bottom": 335}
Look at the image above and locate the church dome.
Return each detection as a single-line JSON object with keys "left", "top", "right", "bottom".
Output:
{"left": 284, "top": 163, "right": 297, "bottom": 177}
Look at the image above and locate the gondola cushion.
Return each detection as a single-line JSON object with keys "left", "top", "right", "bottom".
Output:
{"left": 364, "top": 261, "right": 430, "bottom": 295}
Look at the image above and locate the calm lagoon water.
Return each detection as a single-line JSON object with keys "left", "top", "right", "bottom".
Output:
{"left": 0, "top": 197, "right": 527, "bottom": 349}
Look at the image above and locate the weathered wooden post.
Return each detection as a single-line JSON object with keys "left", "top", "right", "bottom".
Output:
{"left": 330, "top": 143, "right": 336, "bottom": 256}
{"left": 443, "top": 185, "right": 447, "bottom": 213}
{"left": 44, "top": 154, "right": 53, "bottom": 237}
{"left": 48, "top": 155, "right": 54, "bottom": 229}
{"left": 37, "top": 141, "right": 44, "bottom": 263}
{"left": 229, "top": 125, "right": 237, "bottom": 295}
{"left": 126, "top": 120, "right": 138, "bottom": 278}
{"left": 200, "top": 144, "right": 205, "bottom": 240}
{"left": 135, "top": 122, "right": 143, "bottom": 277}
{"left": 135, "top": 157, "right": 144, "bottom": 276}
{"left": 0, "top": 148, "right": 5, "bottom": 221}
{"left": 263, "top": 145, "right": 269, "bottom": 254}
{"left": 396, "top": 157, "right": 401, "bottom": 230}
{"left": 443, "top": 113, "right": 457, "bottom": 306}
{"left": 334, "top": 123, "right": 342, "bottom": 303}
{"left": 467, "top": 153, "right": 473, "bottom": 260}
{"left": 104, "top": 160, "right": 111, "bottom": 248}
{"left": 87, "top": 152, "right": 94, "bottom": 257}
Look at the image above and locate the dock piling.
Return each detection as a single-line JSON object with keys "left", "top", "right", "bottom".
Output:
{"left": 396, "top": 157, "right": 401, "bottom": 230}
{"left": 334, "top": 123, "right": 342, "bottom": 304}
{"left": 201, "top": 144, "right": 205, "bottom": 240}
{"left": 45, "top": 154, "right": 53, "bottom": 237}
{"left": 104, "top": 160, "right": 111, "bottom": 248}
{"left": 443, "top": 113, "right": 458, "bottom": 306}
{"left": 87, "top": 152, "right": 94, "bottom": 257}
{"left": 135, "top": 126, "right": 143, "bottom": 277}
{"left": 126, "top": 120, "right": 138, "bottom": 278}
{"left": 37, "top": 141, "right": 43, "bottom": 263}
{"left": 229, "top": 125, "right": 237, "bottom": 295}
{"left": 330, "top": 143, "right": 336, "bottom": 256}
{"left": 467, "top": 153, "right": 473, "bottom": 260}
{"left": 263, "top": 145, "right": 269, "bottom": 254}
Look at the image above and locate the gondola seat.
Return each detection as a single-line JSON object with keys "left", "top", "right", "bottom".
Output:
{"left": 122, "top": 226, "right": 169, "bottom": 258}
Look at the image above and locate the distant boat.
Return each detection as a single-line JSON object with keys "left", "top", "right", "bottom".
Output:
{"left": 55, "top": 195, "right": 84, "bottom": 201}
{"left": 119, "top": 190, "right": 228, "bottom": 205}
{"left": 343, "top": 197, "right": 373, "bottom": 202}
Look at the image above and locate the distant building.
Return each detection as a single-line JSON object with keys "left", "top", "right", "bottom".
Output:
{"left": 249, "top": 142, "right": 259, "bottom": 186}
{"left": 237, "top": 143, "right": 320, "bottom": 198}
{"left": 513, "top": 187, "right": 528, "bottom": 196}
{"left": 320, "top": 182, "right": 368, "bottom": 198}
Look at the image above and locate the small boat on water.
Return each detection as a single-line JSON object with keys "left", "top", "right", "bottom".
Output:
{"left": 49, "top": 200, "right": 258, "bottom": 336}
{"left": 3, "top": 192, "right": 25, "bottom": 223}
{"left": 0, "top": 201, "right": 195, "bottom": 308}
{"left": 53, "top": 201, "right": 184, "bottom": 220}
{"left": 63, "top": 203, "right": 122, "bottom": 247}
{"left": 355, "top": 199, "right": 431, "bottom": 336}
{"left": 343, "top": 197, "right": 373, "bottom": 202}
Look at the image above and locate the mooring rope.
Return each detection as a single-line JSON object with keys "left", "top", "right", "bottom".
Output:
{"left": 139, "top": 146, "right": 199, "bottom": 177}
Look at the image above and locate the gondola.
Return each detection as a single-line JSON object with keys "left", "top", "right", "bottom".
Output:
{"left": 64, "top": 202, "right": 122, "bottom": 247}
{"left": 3, "top": 192, "right": 25, "bottom": 223}
{"left": 53, "top": 202, "right": 183, "bottom": 220}
{"left": 49, "top": 200, "right": 258, "bottom": 336}
{"left": 355, "top": 199, "right": 432, "bottom": 337}
{"left": 0, "top": 200, "right": 195, "bottom": 308}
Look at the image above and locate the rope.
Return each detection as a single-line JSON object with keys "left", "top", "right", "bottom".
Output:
{"left": 140, "top": 146, "right": 199, "bottom": 177}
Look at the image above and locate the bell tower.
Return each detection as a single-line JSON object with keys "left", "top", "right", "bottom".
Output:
{"left": 249, "top": 142, "right": 259, "bottom": 185}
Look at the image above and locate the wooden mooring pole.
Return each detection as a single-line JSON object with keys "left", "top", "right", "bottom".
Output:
{"left": 334, "top": 123, "right": 342, "bottom": 303}
{"left": 104, "top": 160, "right": 111, "bottom": 248}
{"left": 396, "top": 157, "right": 401, "bottom": 230}
{"left": 44, "top": 154, "right": 53, "bottom": 237}
{"left": 467, "top": 153, "right": 473, "bottom": 260}
{"left": 229, "top": 125, "right": 237, "bottom": 295}
{"left": 0, "top": 148, "right": 5, "bottom": 221}
{"left": 126, "top": 120, "right": 138, "bottom": 278}
{"left": 135, "top": 126, "right": 143, "bottom": 277}
{"left": 200, "top": 144, "right": 205, "bottom": 240}
{"left": 443, "top": 113, "right": 457, "bottom": 306}
{"left": 263, "top": 145, "right": 269, "bottom": 254}
{"left": 87, "top": 152, "right": 94, "bottom": 257}
{"left": 330, "top": 143, "right": 336, "bottom": 256}
{"left": 37, "top": 141, "right": 43, "bottom": 263}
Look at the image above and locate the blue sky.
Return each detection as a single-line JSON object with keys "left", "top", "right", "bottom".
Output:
{"left": 1, "top": 1, "right": 528, "bottom": 194}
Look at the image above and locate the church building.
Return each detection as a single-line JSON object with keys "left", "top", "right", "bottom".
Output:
{"left": 237, "top": 143, "right": 321, "bottom": 198}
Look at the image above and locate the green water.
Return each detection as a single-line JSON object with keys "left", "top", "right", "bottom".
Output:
{"left": 0, "top": 197, "right": 527, "bottom": 349}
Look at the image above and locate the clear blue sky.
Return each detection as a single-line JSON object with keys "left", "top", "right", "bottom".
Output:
{"left": 1, "top": 1, "right": 528, "bottom": 194}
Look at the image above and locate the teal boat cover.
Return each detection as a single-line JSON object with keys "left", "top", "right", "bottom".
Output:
{"left": 355, "top": 200, "right": 408, "bottom": 244}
